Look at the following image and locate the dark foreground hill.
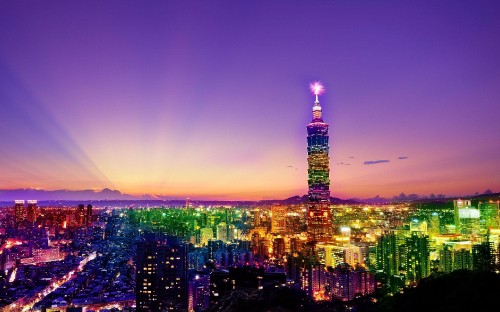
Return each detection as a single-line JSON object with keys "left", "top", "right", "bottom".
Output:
{"left": 364, "top": 270, "right": 500, "bottom": 312}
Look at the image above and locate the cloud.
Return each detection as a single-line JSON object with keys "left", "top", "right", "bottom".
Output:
{"left": 336, "top": 162, "right": 351, "bottom": 166}
{"left": 363, "top": 160, "right": 390, "bottom": 165}
{"left": 349, "top": 156, "right": 355, "bottom": 159}
{"left": 397, "top": 156, "right": 409, "bottom": 160}
{"left": 285, "top": 165, "right": 298, "bottom": 170}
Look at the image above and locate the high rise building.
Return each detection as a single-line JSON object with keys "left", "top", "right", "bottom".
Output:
{"left": 453, "top": 248, "right": 472, "bottom": 270}
{"left": 376, "top": 232, "right": 399, "bottom": 278}
{"left": 453, "top": 199, "right": 472, "bottom": 233}
{"left": 14, "top": 200, "right": 26, "bottom": 226}
{"left": 86, "top": 204, "right": 93, "bottom": 226}
{"left": 405, "top": 232, "right": 430, "bottom": 286}
{"left": 439, "top": 245, "right": 453, "bottom": 273}
{"left": 472, "top": 242, "right": 494, "bottom": 271}
{"left": 344, "top": 244, "right": 368, "bottom": 267}
{"left": 329, "top": 263, "right": 375, "bottom": 302}
{"left": 136, "top": 237, "right": 188, "bottom": 311}
{"left": 320, "top": 244, "right": 344, "bottom": 268}
{"left": 27, "top": 200, "right": 37, "bottom": 223}
{"left": 77, "top": 204, "right": 86, "bottom": 227}
{"left": 272, "top": 237, "right": 286, "bottom": 259}
{"left": 458, "top": 207, "right": 480, "bottom": 236}
{"left": 306, "top": 82, "right": 332, "bottom": 242}
{"left": 216, "top": 222, "right": 228, "bottom": 242}
{"left": 487, "top": 228, "right": 500, "bottom": 266}
{"left": 227, "top": 224, "right": 236, "bottom": 242}
{"left": 479, "top": 201, "right": 499, "bottom": 229}
{"left": 302, "top": 262, "right": 326, "bottom": 299}
{"left": 271, "top": 204, "right": 287, "bottom": 234}
{"left": 429, "top": 212, "right": 440, "bottom": 236}
{"left": 200, "top": 227, "right": 214, "bottom": 246}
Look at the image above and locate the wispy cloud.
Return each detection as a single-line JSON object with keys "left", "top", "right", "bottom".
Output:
{"left": 397, "top": 156, "right": 409, "bottom": 160}
{"left": 285, "top": 165, "right": 298, "bottom": 170}
{"left": 363, "top": 160, "right": 390, "bottom": 165}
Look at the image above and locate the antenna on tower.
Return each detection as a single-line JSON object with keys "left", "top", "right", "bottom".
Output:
{"left": 309, "top": 81, "right": 324, "bottom": 103}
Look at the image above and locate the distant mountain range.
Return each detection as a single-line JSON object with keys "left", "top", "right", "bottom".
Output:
{"left": 0, "top": 188, "right": 148, "bottom": 201}
{"left": 0, "top": 188, "right": 359, "bottom": 206}
{"left": 0, "top": 188, "right": 497, "bottom": 206}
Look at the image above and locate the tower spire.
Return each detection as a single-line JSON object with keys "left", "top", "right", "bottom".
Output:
{"left": 310, "top": 81, "right": 324, "bottom": 122}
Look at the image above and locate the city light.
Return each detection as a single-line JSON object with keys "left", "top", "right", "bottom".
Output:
{"left": 0, "top": 2, "right": 498, "bottom": 311}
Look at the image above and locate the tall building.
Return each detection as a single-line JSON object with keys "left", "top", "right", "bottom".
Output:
{"left": 453, "top": 248, "right": 472, "bottom": 270}
{"left": 271, "top": 204, "right": 287, "bottom": 234}
{"left": 453, "top": 199, "right": 472, "bottom": 233}
{"left": 272, "top": 237, "right": 286, "bottom": 259}
{"left": 136, "top": 237, "right": 188, "bottom": 311}
{"left": 227, "top": 224, "right": 236, "bottom": 242}
{"left": 405, "top": 232, "right": 430, "bottom": 286}
{"left": 344, "top": 245, "right": 368, "bottom": 267}
{"left": 77, "top": 204, "right": 86, "bottom": 227}
{"left": 479, "top": 201, "right": 499, "bottom": 229}
{"left": 86, "top": 204, "right": 93, "bottom": 226}
{"left": 439, "top": 245, "right": 453, "bottom": 273}
{"left": 458, "top": 207, "right": 480, "bottom": 236}
{"left": 306, "top": 82, "right": 333, "bottom": 242}
{"left": 472, "top": 242, "right": 494, "bottom": 271}
{"left": 200, "top": 227, "right": 214, "bottom": 246}
{"left": 329, "top": 263, "right": 375, "bottom": 302}
{"left": 376, "top": 232, "right": 399, "bottom": 278}
{"left": 14, "top": 200, "right": 26, "bottom": 226}
{"left": 216, "top": 222, "right": 228, "bottom": 242}
{"left": 429, "top": 212, "right": 440, "bottom": 236}
{"left": 27, "top": 200, "right": 37, "bottom": 223}
{"left": 302, "top": 262, "right": 327, "bottom": 299}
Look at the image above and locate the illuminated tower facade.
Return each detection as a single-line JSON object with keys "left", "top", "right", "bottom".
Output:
{"left": 77, "top": 204, "right": 86, "bottom": 227}
{"left": 27, "top": 200, "right": 38, "bottom": 223}
{"left": 136, "top": 237, "right": 188, "bottom": 311}
{"left": 306, "top": 82, "right": 333, "bottom": 241}
{"left": 271, "top": 204, "right": 287, "bottom": 234}
{"left": 453, "top": 199, "right": 471, "bottom": 233}
{"left": 86, "top": 204, "right": 93, "bottom": 226}
{"left": 14, "top": 200, "right": 26, "bottom": 226}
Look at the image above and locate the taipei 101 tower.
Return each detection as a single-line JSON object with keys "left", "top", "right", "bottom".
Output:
{"left": 306, "top": 82, "right": 333, "bottom": 242}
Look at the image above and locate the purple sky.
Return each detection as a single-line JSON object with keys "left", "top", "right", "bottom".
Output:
{"left": 1, "top": 0, "right": 499, "bottom": 200}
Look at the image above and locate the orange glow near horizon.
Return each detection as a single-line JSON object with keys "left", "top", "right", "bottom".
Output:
{"left": 4, "top": 141, "right": 498, "bottom": 201}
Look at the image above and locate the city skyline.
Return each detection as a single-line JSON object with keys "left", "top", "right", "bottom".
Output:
{"left": 1, "top": 0, "right": 500, "bottom": 200}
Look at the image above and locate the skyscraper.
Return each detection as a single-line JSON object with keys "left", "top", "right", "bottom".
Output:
{"left": 478, "top": 201, "right": 499, "bottom": 229}
{"left": 14, "top": 200, "right": 26, "bottom": 226}
{"left": 27, "top": 200, "right": 37, "bottom": 223}
{"left": 136, "top": 237, "right": 188, "bottom": 311}
{"left": 453, "top": 199, "right": 472, "bottom": 233}
{"left": 405, "top": 232, "right": 430, "bottom": 286}
{"left": 376, "top": 232, "right": 399, "bottom": 278}
{"left": 271, "top": 204, "right": 287, "bottom": 234}
{"left": 77, "top": 204, "right": 86, "bottom": 227}
{"left": 86, "top": 204, "right": 93, "bottom": 226}
{"left": 306, "top": 82, "right": 333, "bottom": 242}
